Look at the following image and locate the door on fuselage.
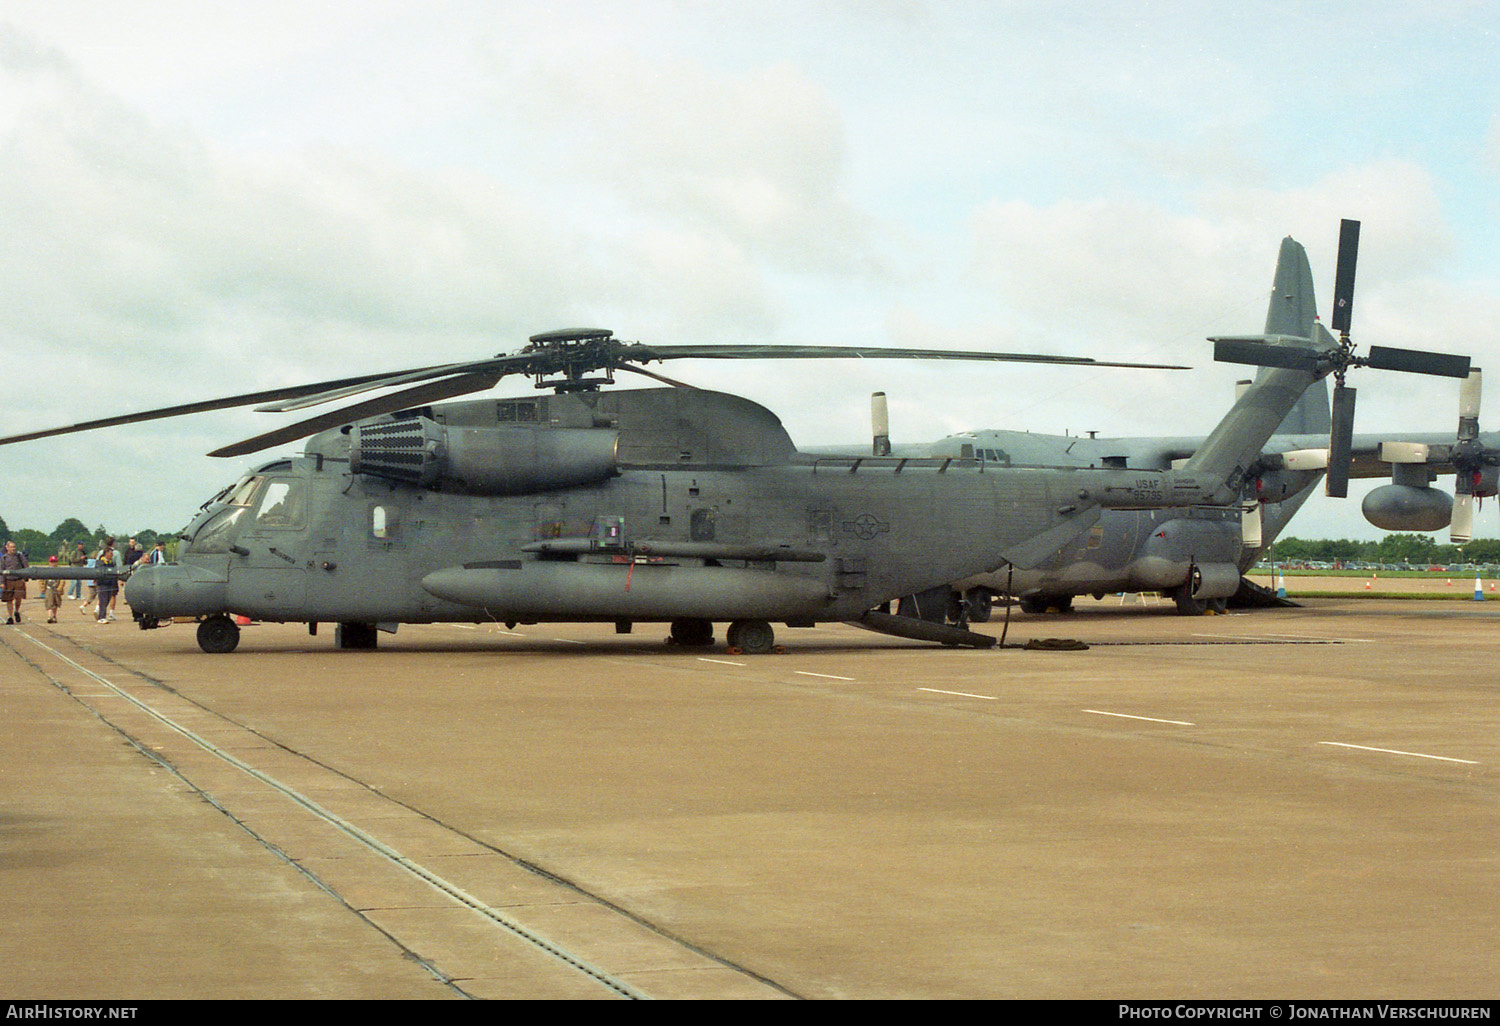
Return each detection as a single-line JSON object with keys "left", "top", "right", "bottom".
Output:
{"left": 228, "top": 476, "right": 310, "bottom": 613}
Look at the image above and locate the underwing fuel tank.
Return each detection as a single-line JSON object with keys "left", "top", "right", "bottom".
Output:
{"left": 123, "top": 563, "right": 229, "bottom": 617}
{"left": 422, "top": 561, "right": 834, "bottom": 620}
{"left": 1361, "top": 484, "right": 1453, "bottom": 532}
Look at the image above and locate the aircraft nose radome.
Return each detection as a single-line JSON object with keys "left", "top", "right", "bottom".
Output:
{"left": 124, "top": 564, "right": 228, "bottom": 618}
{"left": 122, "top": 566, "right": 157, "bottom": 611}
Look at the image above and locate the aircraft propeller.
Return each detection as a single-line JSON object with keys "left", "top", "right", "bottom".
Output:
{"left": 0, "top": 329, "right": 1189, "bottom": 459}
{"left": 1376, "top": 369, "right": 1496, "bottom": 543}
{"left": 1211, "top": 219, "right": 1472, "bottom": 498}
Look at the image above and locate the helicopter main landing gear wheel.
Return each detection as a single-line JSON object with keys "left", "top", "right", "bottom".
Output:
{"left": 196, "top": 614, "right": 240, "bottom": 654}
{"left": 1172, "top": 586, "right": 1207, "bottom": 616}
{"left": 725, "top": 619, "right": 777, "bottom": 655}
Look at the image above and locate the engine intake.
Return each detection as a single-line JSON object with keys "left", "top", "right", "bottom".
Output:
{"left": 351, "top": 418, "right": 619, "bottom": 495}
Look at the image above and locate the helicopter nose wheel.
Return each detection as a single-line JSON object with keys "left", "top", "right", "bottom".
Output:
{"left": 196, "top": 614, "right": 240, "bottom": 654}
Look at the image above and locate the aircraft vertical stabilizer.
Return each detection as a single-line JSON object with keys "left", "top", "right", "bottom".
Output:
{"left": 1261, "top": 237, "right": 1331, "bottom": 437}
{"left": 1182, "top": 238, "right": 1329, "bottom": 492}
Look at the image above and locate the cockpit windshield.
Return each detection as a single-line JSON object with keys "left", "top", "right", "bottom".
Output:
{"left": 227, "top": 476, "right": 262, "bottom": 506}
{"left": 185, "top": 475, "right": 265, "bottom": 553}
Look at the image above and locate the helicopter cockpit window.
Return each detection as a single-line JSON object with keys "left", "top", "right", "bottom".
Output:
{"left": 192, "top": 506, "right": 249, "bottom": 553}
{"left": 189, "top": 475, "right": 264, "bottom": 552}
{"left": 227, "top": 476, "right": 262, "bottom": 506}
{"left": 253, "top": 478, "right": 307, "bottom": 530}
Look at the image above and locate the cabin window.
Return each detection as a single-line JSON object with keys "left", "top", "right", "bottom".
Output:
{"left": 371, "top": 505, "right": 399, "bottom": 541}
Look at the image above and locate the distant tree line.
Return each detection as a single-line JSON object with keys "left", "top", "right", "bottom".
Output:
{"left": 0, "top": 514, "right": 1493, "bottom": 568}
{"left": 1264, "top": 534, "right": 1500, "bottom": 565}
{"left": 0, "top": 515, "right": 179, "bottom": 561}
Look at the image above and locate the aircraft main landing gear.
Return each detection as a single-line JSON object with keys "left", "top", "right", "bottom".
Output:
{"left": 1172, "top": 586, "right": 1206, "bottom": 616}
{"left": 725, "top": 619, "right": 777, "bottom": 655}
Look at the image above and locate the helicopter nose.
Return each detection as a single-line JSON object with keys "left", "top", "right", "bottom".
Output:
{"left": 125, "top": 564, "right": 228, "bottom": 618}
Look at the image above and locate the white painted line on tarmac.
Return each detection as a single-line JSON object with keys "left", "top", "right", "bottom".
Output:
{"left": 551, "top": 638, "right": 586, "bottom": 645}
{"left": 1193, "top": 632, "right": 1368, "bottom": 644}
{"left": 1083, "top": 709, "right": 1195, "bottom": 726}
{"left": 796, "top": 671, "right": 854, "bottom": 681}
{"left": 1318, "top": 741, "right": 1478, "bottom": 765}
{"left": 698, "top": 658, "right": 745, "bottom": 667}
{"left": 919, "top": 687, "right": 997, "bottom": 700}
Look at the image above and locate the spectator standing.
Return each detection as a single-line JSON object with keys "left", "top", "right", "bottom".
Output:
{"left": 94, "top": 537, "right": 120, "bottom": 624}
{"left": 67, "top": 543, "right": 88, "bottom": 601}
{"left": 41, "top": 556, "right": 64, "bottom": 623}
{"left": 2, "top": 540, "right": 27, "bottom": 625}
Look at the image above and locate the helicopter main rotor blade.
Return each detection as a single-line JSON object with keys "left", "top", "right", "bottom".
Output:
{"left": 622, "top": 343, "right": 1190, "bottom": 371}
{"left": 209, "top": 371, "right": 504, "bottom": 458}
{"left": 5, "top": 329, "right": 1191, "bottom": 459}
{"left": 254, "top": 353, "right": 545, "bottom": 412}
{"left": 615, "top": 363, "right": 699, "bottom": 388}
{"left": 0, "top": 368, "right": 455, "bottom": 448}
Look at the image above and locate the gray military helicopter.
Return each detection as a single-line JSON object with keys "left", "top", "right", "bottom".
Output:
{"left": 879, "top": 224, "right": 1493, "bottom": 618}
{"left": 3, "top": 229, "right": 1471, "bottom": 654}
{"left": 2, "top": 335, "right": 1297, "bottom": 653}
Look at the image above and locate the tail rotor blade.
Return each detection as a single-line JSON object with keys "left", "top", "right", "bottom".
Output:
{"left": 1331, "top": 219, "right": 1360, "bottom": 336}
{"left": 1326, "top": 383, "right": 1357, "bottom": 498}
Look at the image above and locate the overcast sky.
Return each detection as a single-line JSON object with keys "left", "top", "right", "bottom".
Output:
{"left": 2, "top": 1, "right": 1497, "bottom": 542}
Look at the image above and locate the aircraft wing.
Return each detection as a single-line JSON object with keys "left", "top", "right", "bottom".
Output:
{"left": 1265, "top": 431, "right": 1500, "bottom": 479}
